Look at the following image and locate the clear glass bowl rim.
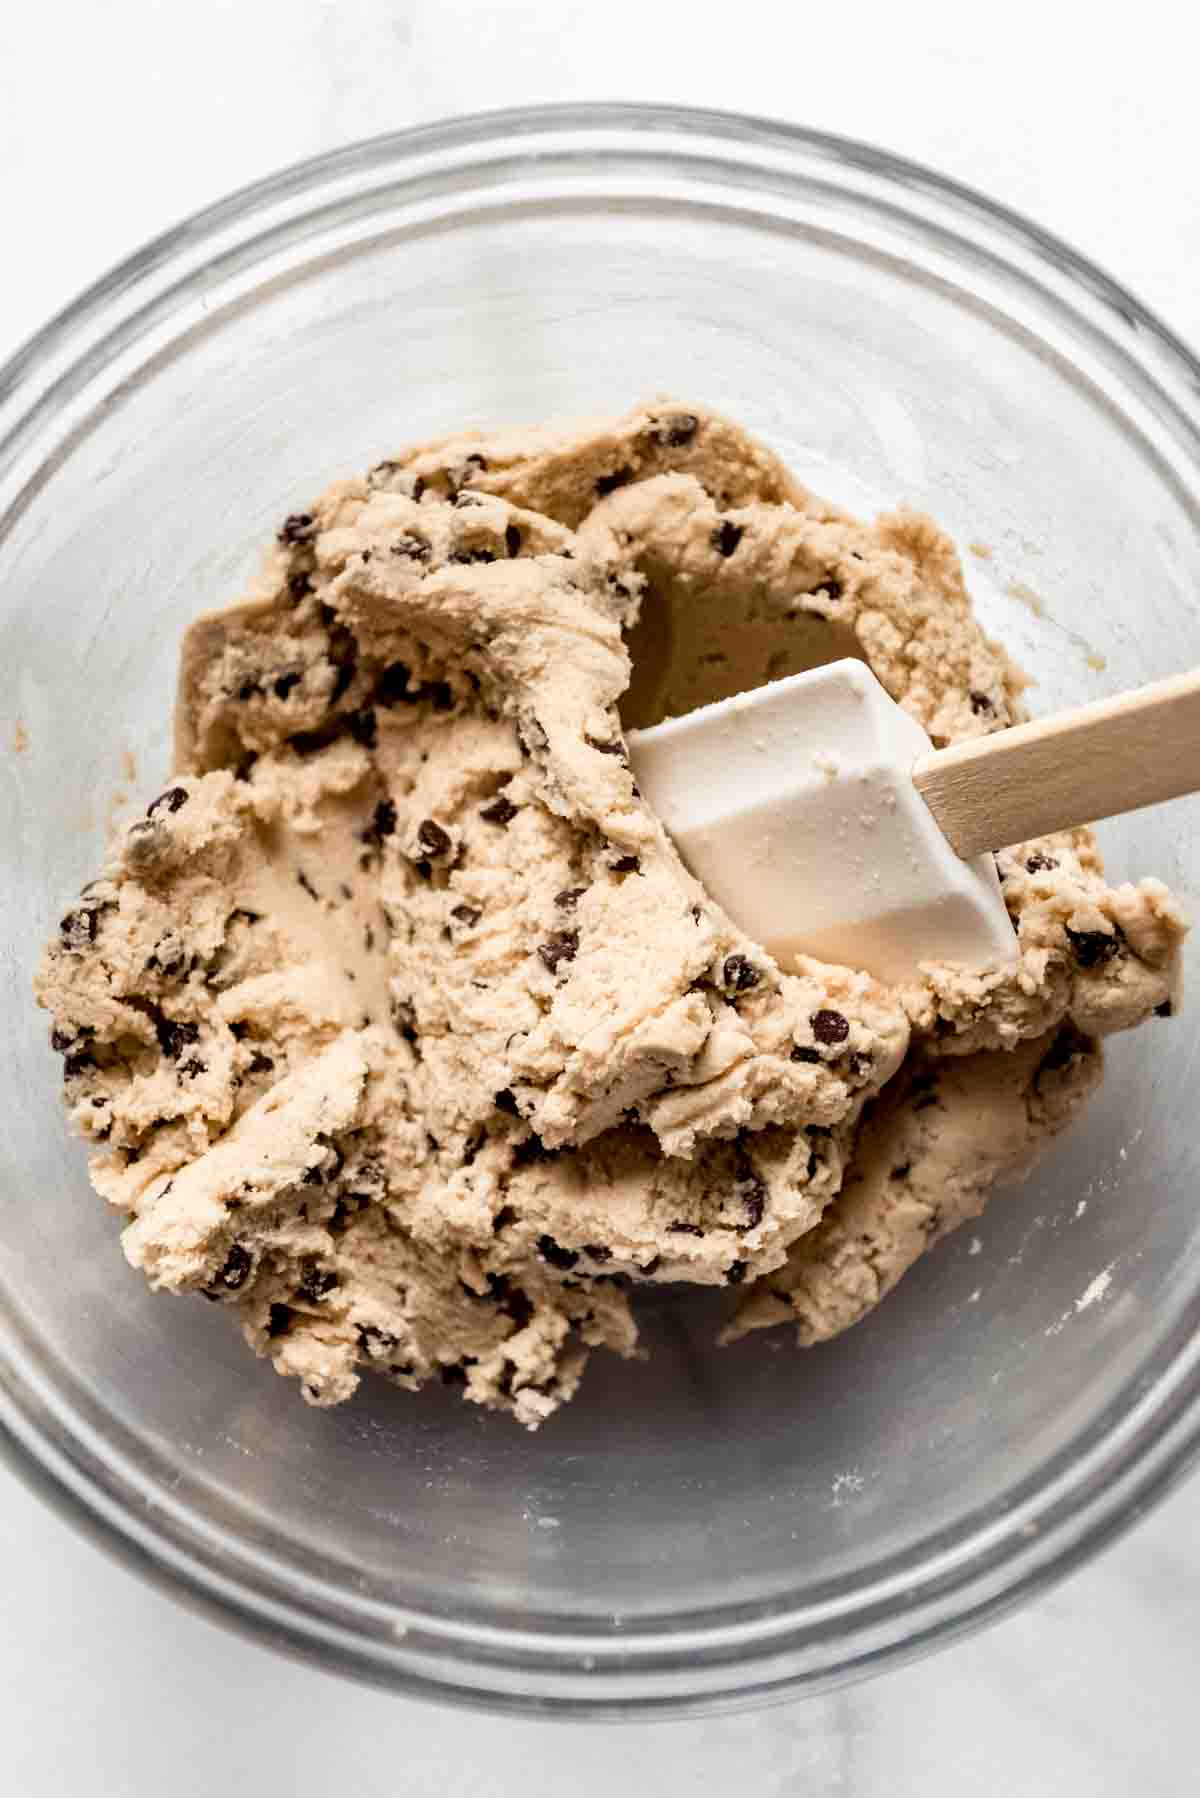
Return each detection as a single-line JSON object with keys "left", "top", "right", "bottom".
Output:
{"left": 2, "top": 100, "right": 1199, "bottom": 1717}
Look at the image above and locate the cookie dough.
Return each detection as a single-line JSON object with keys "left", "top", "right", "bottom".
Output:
{"left": 35, "top": 401, "right": 1186, "bottom": 1425}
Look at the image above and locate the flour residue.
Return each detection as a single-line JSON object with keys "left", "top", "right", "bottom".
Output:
{"left": 1074, "top": 1264, "right": 1114, "bottom": 1313}
{"left": 1045, "top": 1263, "right": 1116, "bottom": 1336}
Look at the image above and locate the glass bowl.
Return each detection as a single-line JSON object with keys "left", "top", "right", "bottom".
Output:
{"left": 2, "top": 103, "right": 1199, "bottom": 1717}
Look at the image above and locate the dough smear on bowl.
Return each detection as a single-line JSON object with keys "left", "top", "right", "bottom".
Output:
{"left": 35, "top": 402, "right": 1186, "bottom": 1425}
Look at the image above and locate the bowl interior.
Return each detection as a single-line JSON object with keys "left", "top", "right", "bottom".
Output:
{"left": 2, "top": 116, "right": 1198, "bottom": 1704}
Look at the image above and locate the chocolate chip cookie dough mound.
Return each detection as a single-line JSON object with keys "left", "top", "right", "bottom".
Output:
{"left": 35, "top": 401, "right": 1186, "bottom": 1425}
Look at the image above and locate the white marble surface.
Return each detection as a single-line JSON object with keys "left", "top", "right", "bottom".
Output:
{"left": 3, "top": 3, "right": 1199, "bottom": 1790}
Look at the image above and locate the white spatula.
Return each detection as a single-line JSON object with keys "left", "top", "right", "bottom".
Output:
{"left": 627, "top": 660, "right": 1200, "bottom": 984}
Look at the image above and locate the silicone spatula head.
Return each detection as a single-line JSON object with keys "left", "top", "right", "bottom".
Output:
{"left": 627, "top": 659, "right": 1017, "bottom": 986}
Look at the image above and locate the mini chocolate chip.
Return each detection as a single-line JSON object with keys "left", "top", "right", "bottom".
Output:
{"left": 147, "top": 786, "right": 188, "bottom": 817}
{"left": 641, "top": 1256, "right": 661, "bottom": 1277}
{"left": 336, "top": 651, "right": 365, "bottom": 704}
{"left": 449, "top": 547, "right": 496, "bottom": 564}
{"left": 298, "top": 1262, "right": 338, "bottom": 1302}
{"left": 611, "top": 855, "right": 641, "bottom": 875}
{"left": 267, "top": 1303, "right": 293, "bottom": 1337}
{"left": 668, "top": 1220, "right": 704, "bottom": 1236}
{"left": 417, "top": 819, "right": 452, "bottom": 858}
{"left": 428, "top": 680, "right": 454, "bottom": 712}
{"left": 480, "top": 794, "right": 519, "bottom": 826}
{"left": 247, "top": 1051, "right": 274, "bottom": 1074}
{"left": 361, "top": 798, "right": 397, "bottom": 848}
{"left": 356, "top": 1323, "right": 399, "bottom": 1353}
{"left": 505, "top": 523, "right": 522, "bottom": 556}
{"left": 494, "top": 1088, "right": 521, "bottom": 1117}
{"left": 790, "top": 1045, "right": 821, "bottom": 1064}
{"left": 538, "top": 1234, "right": 579, "bottom": 1271}
{"left": 377, "top": 661, "right": 416, "bottom": 705}
{"left": 441, "top": 1363, "right": 469, "bottom": 1387}
{"left": 583, "top": 1243, "right": 612, "bottom": 1262}
{"left": 217, "top": 1244, "right": 252, "bottom": 1291}
{"left": 512, "top": 1133, "right": 553, "bottom": 1168}
{"left": 179, "top": 1057, "right": 206, "bottom": 1078}
{"left": 811, "top": 1008, "right": 850, "bottom": 1046}
{"left": 301, "top": 1164, "right": 324, "bottom": 1187}
{"left": 289, "top": 722, "right": 342, "bottom": 756}
{"left": 595, "top": 465, "right": 633, "bottom": 496}
{"left": 391, "top": 533, "right": 431, "bottom": 561}
{"left": 156, "top": 1017, "right": 200, "bottom": 1060}
{"left": 50, "top": 1027, "right": 74, "bottom": 1053}
{"left": 278, "top": 512, "right": 315, "bottom": 545}
{"left": 970, "top": 691, "right": 994, "bottom": 715}
{"left": 1026, "top": 852, "right": 1059, "bottom": 873}
{"left": 848, "top": 1052, "right": 872, "bottom": 1078}
{"left": 450, "top": 903, "right": 481, "bottom": 927}
{"left": 392, "top": 999, "right": 419, "bottom": 1045}
{"left": 62, "top": 1049, "right": 96, "bottom": 1080}
{"left": 288, "top": 571, "right": 313, "bottom": 600}
{"left": 726, "top": 1258, "right": 748, "bottom": 1285}
{"left": 273, "top": 671, "right": 302, "bottom": 700}
{"left": 891, "top": 1163, "right": 911, "bottom": 1181}
{"left": 297, "top": 869, "right": 319, "bottom": 901}
{"left": 348, "top": 708, "right": 378, "bottom": 749}
{"left": 447, "top": 453, "right": 488, "bottom": 493}
{"left": 649, "top": 411, "right": 698, "bottom": 447}
{"left": 820, "top": 574, "right": 844, "bottom": 601}
{"left": 1156, "top": 999, "right": 1174, "bottom": 1018}
{"left": 723, "top": 954, "right": 761, "bottom": 994}
{"left": 518, "top": 716, "right": 549, "bottom": 756}
{"left": 555, "top": 887, "right": 586, "bottom": 910}
{"left": 1065, "top": 926, "right": 1120, "bottom": 970}
{"left": 461, "top": 1128, "right": 487, "bottom": 1168}
{"left": 60, "top": 908, "right": 99, "bottom": 950}
{"left": 711, "top": 520, "right": 744, "bottom": 557}
{"left": 493, "top": 1204, "right": 517, "bottom": 1232}
{"left": 538, "top": 930, "right": 579, "bottom": 973}
{"left": 235, "top": 753, "right": 258, "bottom": 782}
{"left": 585, "top": 734, "right": 626, "bottom": 757}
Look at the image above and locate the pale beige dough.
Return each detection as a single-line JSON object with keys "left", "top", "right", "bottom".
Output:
{"left": 35, "top": 401, "right": 1186, "bottom": 1423}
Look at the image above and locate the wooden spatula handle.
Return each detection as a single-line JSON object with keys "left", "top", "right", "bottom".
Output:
{"left": 912, "top": 668, "right": 1200, "bottom": 858}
